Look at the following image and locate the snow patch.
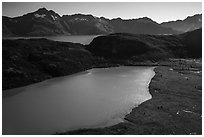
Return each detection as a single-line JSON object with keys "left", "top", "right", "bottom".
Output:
{"left": 51, "top": 15, "right": 55, "bottom": 21}
{"left": 34, "top": 14, "right": 46, "bottom": 18}
{"left": 183, "top": 110, "right": 194, "bottom": 113}
{"left": 168, "top": 68, "right": 173, "bottom": 71}
{"left": 74, "top": 18, "right": 88, "bottom": 21}
{"left": 198, "top": 18, "right": 202, "bottom": 22}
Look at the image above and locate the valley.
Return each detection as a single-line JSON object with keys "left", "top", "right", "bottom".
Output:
{"left": 2, "top": 5, "right": 202, "bottom": 135}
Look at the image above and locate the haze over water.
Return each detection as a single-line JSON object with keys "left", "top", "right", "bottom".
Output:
{"left": 3, "top": 35, "right": 98, "bottom": 45}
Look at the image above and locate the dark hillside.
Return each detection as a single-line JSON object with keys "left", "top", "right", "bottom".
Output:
{"left": 179, "top": 28, "right": 202, "bottom": 58}
{"left": 2, "top": 39, "right": 105, "bottom": 90}
{"left": 2, "top": 29, "right": 202, "bottom": 90}
{"left": 88, "top": 29, "right": 202, "bottom": 61}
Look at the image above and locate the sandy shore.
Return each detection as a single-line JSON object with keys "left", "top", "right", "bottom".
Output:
{"left": 58, "top": 59, "right": 202, "bottom": 135}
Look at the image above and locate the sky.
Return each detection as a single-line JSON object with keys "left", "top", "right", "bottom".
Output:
{"left": 2, "top": 2, "right": 202, "bottom": 23}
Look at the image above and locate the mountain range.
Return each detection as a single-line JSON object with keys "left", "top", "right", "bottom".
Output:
{"left": 2, "top": 8, "right": 202, "bottom": 36}
{"left": 161, "top": 14, "right": 202, "bottom": 32}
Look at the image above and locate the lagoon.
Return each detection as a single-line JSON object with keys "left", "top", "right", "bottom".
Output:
{"left": 2, "top": 66, "right": 155, "bottom": 135}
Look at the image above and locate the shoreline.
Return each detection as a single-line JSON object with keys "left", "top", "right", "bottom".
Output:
{"left": 2, "top": 29, "right": 202, "bottom": 134}
{"left": 3, "top": 66, "right": 156, "bottom": 135}
{"left": 55, "top": 66, "right": 158, "bottom": 135}
{"left": 3, "top": 59, "right": 202, "bottom": 135}
{"left": 57, "top": 59, "right": 202, "bottom": 135}
{"left": 3, "top": 64, "right": 156, "bottom": 97}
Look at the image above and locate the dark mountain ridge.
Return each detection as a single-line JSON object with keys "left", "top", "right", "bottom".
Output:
{"left": 4, "top": 7, "right": 201, "bottom": 36}
{"left": 88, "top": 28, "right": 202, "bottom": 60}
{"left": 161, "top": 14, "right": 202, "bottom": 32}
{"left": 3, "top": 8, "right": 71, "bottom": 36}
{"left": 62, "top": 14, "right": 114, "bottom": 35}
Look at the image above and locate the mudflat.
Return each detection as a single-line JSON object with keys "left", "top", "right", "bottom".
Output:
{"left": 58, "top": 59, "right": 202, "bottom": 135}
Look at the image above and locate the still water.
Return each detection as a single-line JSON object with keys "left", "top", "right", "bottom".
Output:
{"left": 3, "top": 66, "right": 155, "bottom": 135}
{"left": 3, "top": 35, "right": 99, "bottom": 45}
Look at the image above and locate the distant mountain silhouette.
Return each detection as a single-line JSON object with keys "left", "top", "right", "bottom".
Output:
{"left": 108, "top": 17, "right": 179, "bottom": 35}
{"left": 161, "top": 14, "right": 202, "bottom": 32}
{"left": 2, "top": 8, "right": 201, "bottom": 36}
{"left": 3, "top": 8, "right": 71, "bottom": 36}
{"left": 62, "top": 14, "right": 114, "bottom": 35}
